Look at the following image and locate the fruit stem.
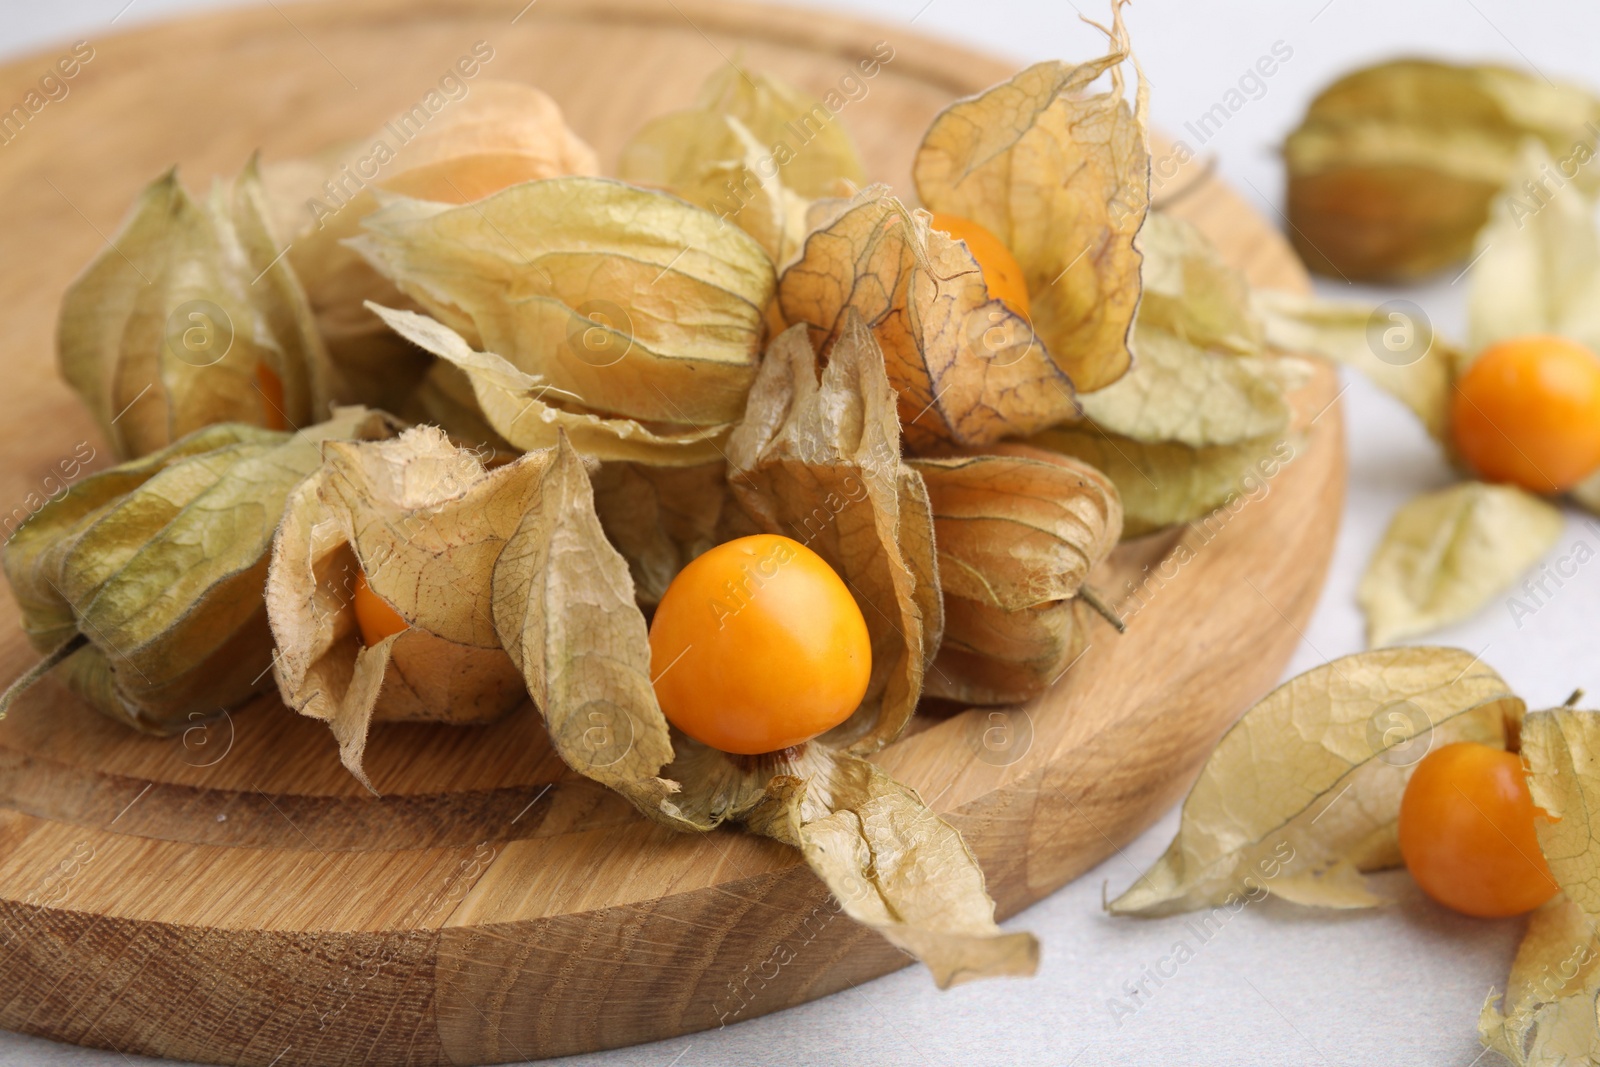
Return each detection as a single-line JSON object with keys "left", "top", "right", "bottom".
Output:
{"left": 1565, "top": 689, "right": 1586, "bottom": 708}
{"left": 0, "top": 633, "right": 88, "bottom": 721}
{"left": 1079, "top": 585, "right": 1126, "bottom": 634}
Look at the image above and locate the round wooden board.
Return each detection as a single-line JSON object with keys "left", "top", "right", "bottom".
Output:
{"left": 0, "top": 1, "right": 1343, "bottom": 1064}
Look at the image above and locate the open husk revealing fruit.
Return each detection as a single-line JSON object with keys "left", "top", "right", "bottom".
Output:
{"left": 908, "top": 445, "right": 1122, "bottom": 704}
{"left": 1, "top": 407, "right": 393, "bottom": 733}
{"left": 59, "top": 160, "right": 336, "bottom": 458}
{"left": 267, "top": 425, "right": 548, "bottom": 791}
{"left": 480, "top": 316, "right": 1037, "bottom": 985}
{"left": 262, "top": 81, "right": 601, "bottom": 418}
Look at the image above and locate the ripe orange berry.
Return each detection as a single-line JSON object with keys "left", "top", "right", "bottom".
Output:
{"left": 352, "top": 569, "right": 409, "bottom": 647}
{"left": 1398, "top": 741, "right": 1557, "bottom": 918}
{"left": 648, "top": 534, "right": 871, "bottom": 755}
{"left": 1451, "top": 335, "right": 1600, "bottom": 494}
{"left": 255, "top": 363, "right": 288, "bottom": 431}
{"left": 930, "top": 212, "right": 1031, "bottom": 319}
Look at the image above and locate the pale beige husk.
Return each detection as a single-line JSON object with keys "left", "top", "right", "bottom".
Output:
{"left": 3, "top": 408, "right": 392, "bottom": 734}
{"left": 367, "top": 304, "right": 732, "bottom": 466}
{"left": 618, "top": 64, "right": 865, "bottom": 265}
{"left": 1358, "top": 481, "right": 1565, "bottom": 647}
{"left": 264, "top": 81, "right": 602, "bottom": 416}
{"left": 58, "top": 161, "right": 335, "bottom": 459}
{"left": 911, "top": 0, "right": 1149, "bottom": 395}
{"left": 267, "top": 425, "right": 542, "bottom": 791}
{"left": 1109, "top": 647, "right": 1524, "bottom": 916}
{"left": 349, "top": 176, "right": 775, "bottom": 430}
{"left": 1480, "top": 707, "right": 1600, "bottom": 1064}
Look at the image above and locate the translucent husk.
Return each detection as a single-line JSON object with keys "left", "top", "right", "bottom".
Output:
{"left": 262, "top": 82, "right": 601, "bottom": 418}
{"left": 1109, "top": 647, "right": 1524, "bottom": 916}
{"left": 1, "top": 408, "right": 393, "bottom": 733}
{"left": 618, "top": 64, "right": 865, "bottom": 266}
{"left": 58, "top": 160, "right": 336, "bottom": 459}
{"left": 911, "top": 0, "right": 1150, "bottom": 396}
{"left": 1284, "top": 58, "right": 1600, "bottom": 280}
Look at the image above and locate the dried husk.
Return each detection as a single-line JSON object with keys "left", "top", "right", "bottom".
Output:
{"left": 1109, "top": 647, "right": 1523, "bottom": 916}
{"left": 267, "top": 425, "right": 542, "bottom": 791}
{"left": 909, "top": 445, "right": 1122, "bottom": 703}
{"left": 368, "top": 304, "right": 733, "bottom": 466}
{"left": 911, "top": 0, "right": 1149, "bottom": 395}
{"left": 724, "top": 319, "right": 942, "bottom": 753}
{"left": 1469, "top": 139, "right": 1600, "bottom": 359}
{"left": 1477, "top": 707, "right": 1600, "bottom": 1063}
{"left": 1479, "top": 895, "right": 1600, "bottom": 1067}
{"left": 1359, "top": 482, "right": 1565, "bottom": 647}
{"left": 480, "top": 322, "right": 1031, "bottom": 984}
{"left": 3, "top": 408, "right": 392, "bottom": 733}
{"left": 618, "top": 64, "right": 865, "bottom": 265}
{"left": 1285, "top": 58, "right": 1600, "bottom": 280}
{"left": 349, "top": 177, "right": 775, "bottom": 429}
{"left": 59, "top": 161, "right": 334, "bottom": 459}
{"left": 588, "top": 461, "right": 735, "bottom": 607}
{"left": 1029, "top": 425, "right": 1301, "bottom": 539}
{"left": 1073, "top": 214, "right": 1307, "bottom": 449}
{"left": 1254, "top": 289, "right": 1461, "bottom": 444}
{"left": 778, "top": 187, "right": 1077, "bottom": 452}
{"left": 265, "top": 82, "right": 601, "bottom": 414}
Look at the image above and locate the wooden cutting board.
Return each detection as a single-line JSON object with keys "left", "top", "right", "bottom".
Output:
{"left": 0, "top": 1, "right": 1343, "bottom": 1063}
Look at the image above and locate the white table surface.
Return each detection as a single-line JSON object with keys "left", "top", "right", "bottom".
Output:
{"left": 4, "top": 1, "right": 1600, "bottom": 1064}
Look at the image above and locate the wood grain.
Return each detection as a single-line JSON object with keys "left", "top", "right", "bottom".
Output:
{"left": 0, "top": 0, "right": 1343, "bottom": 1063}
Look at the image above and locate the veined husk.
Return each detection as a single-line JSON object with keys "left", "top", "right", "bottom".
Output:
{"left": 1358, "top": 482, "right": 1565, "bottom": 647}
{"left": 2, "top": 408, "right": 393, "bottom": 733}
{"left": 1479, "top": 707, "right": 1600, "bottom": 1063}
{"left": 58, "top": 160, "right": 335, "bottom": 459}
{"left": 779, "top": 187, "right": 1078, "bottom": 452}
{"left": 263, "top": 82, "right": 601, "bottom": 417}
{"left": 1285, "top": 58, "right": 1600, "bottom": 280}
{"left": 367, "top": 304, "right": 734, "bottom": 466}
{"left": 1109, "top": 647, "right": 1524, "bottom": 916}
{"left": 911, "top": 0, "right": 1149, "bottom": 396}
{"left": 267, "top": 425, "right": 545, "bottom": 791}
{"left": 487, "top": 317, "right": 1035, "bottom": 984}
{"left": 349, "top": 177, "right": 775, "bottom": 431}
{"left": 589, "top": 460, "right": 737, "bottom": 607}
{"left": 618, "top": 63, "right": 865, "bottom": 265}
{"left": 1030, "top": 213, "right": 1307, "bottom": 538}
{"left": 909, "top": 444, "right": 1122, "bottom": 703}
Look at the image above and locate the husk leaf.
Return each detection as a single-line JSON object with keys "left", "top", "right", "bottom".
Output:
{"left": 1522, "top": 707, "right": 1600, "bottom": 924}
{"left": 1109, "top": 647, "right": 1524, "bottom": 916}
{"left": 1071, "top": 213, "right": 1305, "bottom": 448}
{"left": 4, "top": 409, "right": 390, "bottom": 733}
{"left": 1285, "top": 58, "right": 1600, "bottom": 280}
{"left": 369, "top": 304, "right": 732, "bottom": 465}
{"left": 909, "top": 445, "right": 1120, "bottom": 702}
{"left": 350, "top": 177, "right": 774, "bottom": 428}
{"left": 618, "top": 64, "right": 864, "bottom": 264}
{"left": 267, "top": 82, "right": 601, "bottom": 413}
{"left": 1469, "top": 139, "right": 1600, "bottom": 358}
{"left": 725, "top": 319, "right": 942, "bottom": 753}
{"left": 58, "top": 161, "right": 333, "bottom": 458}
{"left": 589, "top": 461, "right": 734, "bottom": 607}
{"left": 1479, "top": 895, "right": 1600, "bottom": 1066}
{"left": 1254, "top": 289, "right": 1460, "bottom": 443}
{"left": 1029, "top": 425, "right": 1301, "bottom": 539}
{"left": 488, "top": 432, "right": 683, "bottom": 820}
{"left": 778, "top": 188, "right": 1076, "bottom": 451}
{"left": 911, "top": 1, "right": 1149, "bottom": 394}
{"left": 267, "top": 425, "right": 541, "bottom": 790}
{"left": 1359, "top": 481, "right": 1564, "bottom": 647}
